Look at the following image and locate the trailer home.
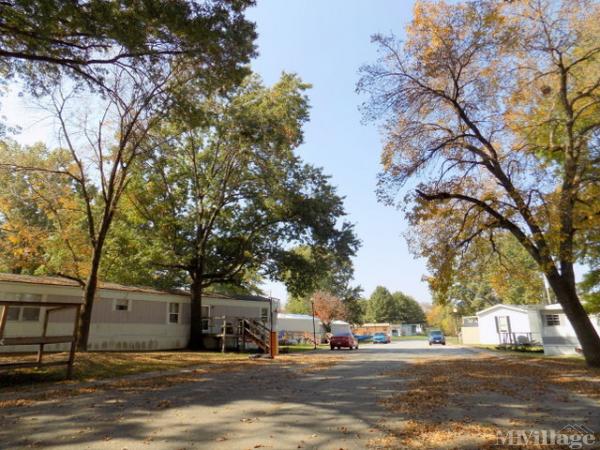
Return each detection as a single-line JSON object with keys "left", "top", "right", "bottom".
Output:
{"left": 0, "top": 273, "right": 275, "bottom": 353}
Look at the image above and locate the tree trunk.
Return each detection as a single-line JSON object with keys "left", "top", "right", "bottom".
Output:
{"left": 77, "top": 253, "right": 101, "bottom": 351}
{"left": 188, "top": 273, "right": 205, "bottom": 350}
{"left": 547, "top": 271, "right": 600, "bottom": 367}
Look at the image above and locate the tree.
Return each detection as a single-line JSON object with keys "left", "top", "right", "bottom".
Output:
{"left": 0, "top": 141, "right": 91, "bottom": 279}
{"left": 359, "top": 0, "right": 600, "bottom": 366}
{"left": 424, "top": 232, "right": 548, "bottom": 316}
{"left": 366, "top": 286, "right": 397, "bottom": 323}
{"left": 312, "top": 291, "right": 346, "bottom": 330}
{"left": 284, "top": 295, "right": 311, "bottom": 315}
{"left": 125, "top": 74, "right": 358, "bottom": 348}
{"left": 283, "top": 244, "right": 361, "bottom": 320}
{"left": 0, "top": 0, "right": 255, "bottom": 88}
{"left": 426, "top": 304, "right": 458, "bottom": 336}
{"left": 392, "top": 291, "right": 426, "bottom": 323}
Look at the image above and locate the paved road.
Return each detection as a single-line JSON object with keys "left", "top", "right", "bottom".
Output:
{"left": 4, "top": 341, "right": 599, "bottom": 450}
{"left": 0, "top": 340, "right": 477, "bottom": 450}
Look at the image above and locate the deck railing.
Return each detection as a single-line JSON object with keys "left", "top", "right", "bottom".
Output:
{"left": 498, "top": 331, "right": 541, "bottom": 346}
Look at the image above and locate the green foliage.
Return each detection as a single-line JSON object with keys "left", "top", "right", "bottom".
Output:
{"left": 118, "top": 73, "right": 358, "bottom": 297}
{"left": 365, "top": 286, "right": 425, "bottom": 324}
{"left": 580, "top": 236, "right": 600, "bottom": 313}
{"left": 392, "top": 291, "right": 426, "bottom": 323}
{"left": 426, "top": 233, "right": 547, "bottom": 315}
{"left": 285, "top": 295, "right": 312, "bottom": 315}
{"left": 0, "top": 0, "right": 256, "bottom": 89}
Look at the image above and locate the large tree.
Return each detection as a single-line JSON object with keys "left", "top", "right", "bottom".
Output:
{"left": 392, "top": 291, "right": 426, "bottom": 324}
{"left": 359, "top": 0, "right": 600, "bottom": 366}
{"left": 366, "top": 286, "right": 397, "bottom": 323}
{"left": 126, "top": 74, "right": 358, "bottom": 348}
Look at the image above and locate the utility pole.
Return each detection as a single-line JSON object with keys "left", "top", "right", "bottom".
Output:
{"left": 542, "top": 274, "right": 552, "bottom": 305}
{"left": 311, "top": 299, "right": 317, "bottom": 350}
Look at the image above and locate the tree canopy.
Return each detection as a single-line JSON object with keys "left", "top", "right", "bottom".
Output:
{"left": 0, "top": 0, "right": 256, "bottom": 88}
{"left": 365, "top": 286, "right": 425, "bottom": 324}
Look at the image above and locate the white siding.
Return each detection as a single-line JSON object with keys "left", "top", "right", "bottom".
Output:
{"left": 540, "top": 308, "right": 600, "bottom": 356}
{"left": 0, "top": 279, "right": 272, "bottom": 352}
{"left": 477, "top": 306, "right": 532, "bottom": 345}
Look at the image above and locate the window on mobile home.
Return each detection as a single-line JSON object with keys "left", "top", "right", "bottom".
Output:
{"left": 114, "top": 299, "right": 130, "bottom": 311}
{"left": 6, "top": 306, "right": 40, "bottom": 321}
{"left": 545, "top": 314, "right": 560, "bottom": 326}
{"left": 261, "top": 307, "right": 269, "bottom": 323}
{"left": 201, "top": 305, "right": 210, "bottom": 331}
{"left": 6, "top": 306, "right": 20, "bottom": 321}
{"left": 168, "top": 303, "right": 180, "bottom": 323}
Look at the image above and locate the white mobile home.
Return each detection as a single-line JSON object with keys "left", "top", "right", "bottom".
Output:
{"left": 476, "top": 304, "right": 542, "bottom": 346}
{"left": 276, "top": 313, "right": 324, "bottom": 344}
{"left": 466, "top": 302, "right": 600, "bottom": 356}
{"left": 538, "top": 304, "right": 600, "bottom": 356}
{"left": 0, "top": 273, "right": 275, "bottom": 353}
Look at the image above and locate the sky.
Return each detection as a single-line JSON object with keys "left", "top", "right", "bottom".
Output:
{"left": 245, "top": 1, "right": 429, "bottom": 304}
{"left": 1, "top": 1, "right": 434, "bottom": 305}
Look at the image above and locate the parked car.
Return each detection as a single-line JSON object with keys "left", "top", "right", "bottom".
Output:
{"left": 372, "top": 332, "right": 391, "bottom": 344}
{"left": 428, "top": 330, "right": 446, "bottom": 345}
{"left": 330, "top": 332, "right": 359, "bottom": 350}
{"left": 354, "top": 333, "right": 372, "bottom": 343}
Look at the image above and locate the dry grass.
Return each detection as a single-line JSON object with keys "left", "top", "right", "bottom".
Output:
{"left": 0, "top": 350, "right": 340, "bottom": 409}
{"left": 375, "top": 355, "right": 600, "bottom": 449}
{"left": 0, "top": 350, "right": 249, "bottom": 387}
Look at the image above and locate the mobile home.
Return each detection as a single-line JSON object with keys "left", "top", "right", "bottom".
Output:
{"left": 0, "top": 273, "right": 275, "bottom": 353}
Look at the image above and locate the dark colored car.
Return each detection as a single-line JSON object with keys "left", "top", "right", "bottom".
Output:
{"left": 330, "top": 332, "right": 359, "bottom": 350}
{"left": 428, "top": 330, "right": 446, "bottom": 345}
{"left": 372, "top": 332, "right": 391, "bottom": 344}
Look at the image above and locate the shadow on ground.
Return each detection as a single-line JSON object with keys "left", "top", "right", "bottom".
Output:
{"left": 0, "top": 344, "right": 598, "bottom": 449}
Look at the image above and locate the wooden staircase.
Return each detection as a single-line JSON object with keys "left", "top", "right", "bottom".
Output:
{"left": 241, "top": 319, "right": 271, "bottom": 353}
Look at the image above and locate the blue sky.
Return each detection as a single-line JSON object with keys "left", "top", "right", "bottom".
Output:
{"left": 2, "top": 1, "right": 433, "bottom": 304}
{"left": 246, "top": 1, "right": 431, "bottom": 304}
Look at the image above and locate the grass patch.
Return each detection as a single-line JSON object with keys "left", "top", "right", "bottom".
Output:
{"left": 278, "top": 343, "right": 328, "bottom": 353}
{"left": 0, "top": 350, "right": 249, "bottom": 389}
{"left": 392, "top": 335, "right": 428, "bottom": 341}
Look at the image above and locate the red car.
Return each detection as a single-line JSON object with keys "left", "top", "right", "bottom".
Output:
{"left": 329, "top": 332, "right": 359, "bottom": 350}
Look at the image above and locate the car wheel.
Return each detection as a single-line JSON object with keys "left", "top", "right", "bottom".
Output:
{"left": 429, "top": 342, "right": 432, "bottom": 346}
{"left": 442, "top": 343, "right": 446, "bottom": 346}
{"left": 330, "top": 346, "right": 334, "bottom": 350}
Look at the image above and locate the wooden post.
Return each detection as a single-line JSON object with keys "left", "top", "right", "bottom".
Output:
{"left": 37, "top": 308, "right": 51, "bottom": 366}
{"left": 0, "top": 304, "right": 8, "bottom": 340}
{"left": 241, "top": 320, "right": 246, "bottom": 353}
{"left": 67, "top": 304, "right": 81, "bottom": 379}
{"left": 221, "top": 318, "right": 227, "bottom": 353}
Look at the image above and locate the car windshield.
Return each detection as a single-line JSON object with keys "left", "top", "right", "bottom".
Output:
{"left": 430, "top": 331, "right": 443, "bottom": 337}
{"left": 334, "top": 332, "right": 351, "bottom": 337}
{"left": 374, "top": 333, "right": 385, "bottom": 337}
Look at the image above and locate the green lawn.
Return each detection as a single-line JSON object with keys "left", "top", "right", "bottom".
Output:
{"left": 391, "top": 335, "right": 460, "bottom": 345}
{"left": 391, "top": 335, "right": 428, "bottom": 341}
{"left": 278, "top": 343, "right": 328, "bottom": 353}
{"left": 470, "top": 344, "right": 587, "bottom": 362}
